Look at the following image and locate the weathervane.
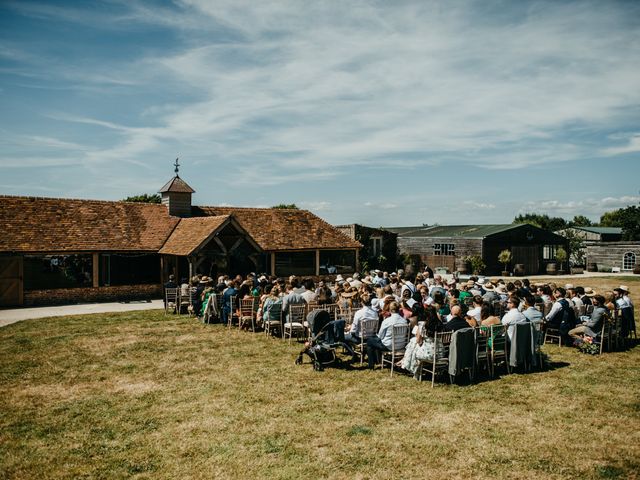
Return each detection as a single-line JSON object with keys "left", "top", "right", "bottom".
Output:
{"left": 174, "top": 157, "right": 180, "bottom": 176}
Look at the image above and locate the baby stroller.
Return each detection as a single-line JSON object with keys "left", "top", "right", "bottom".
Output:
{"left": 295, "top": 309, "right": 355, "bottom": 371}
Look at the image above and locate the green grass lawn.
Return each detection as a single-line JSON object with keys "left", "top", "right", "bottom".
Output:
{"left": 1, "top": 279, "right": 639, "bottom": 479}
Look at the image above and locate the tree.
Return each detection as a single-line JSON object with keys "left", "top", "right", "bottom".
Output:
{"left": 513, "top": 213, "right": 567, "bottom": 231}
{"left": 599, "top": 204, "right": 640, "bottom": 239}
{"left": 599, "top": 209, "right": 625, "bottom": 227}
{"left": 558, "top": 228, "right": 585, "bottom": 266}
{"left": 498, "top": 249, "right": 512, "bottom": 273}
{"left": 619, "top": 205, "right": 640, "bottom": 240}
{"left": 555, "top": 247, "right": 568, "bottom": 272}
{"left": 570, "top": 215, "right": 592, "bottom": 227}
{"left": 271, "top": 203, "right": 298, "bottom": 209}
{"left": 123, "top": 193, "right": 161, "bottom": 203}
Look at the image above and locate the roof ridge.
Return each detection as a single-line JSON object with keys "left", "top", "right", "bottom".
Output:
{"left": 0, "top": 194, "right": 166, "bottom": 206}
{"left": 198, "top": 205, "right": 309, "bottom": 212}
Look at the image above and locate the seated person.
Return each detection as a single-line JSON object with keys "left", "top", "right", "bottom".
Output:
{"left": 568, "top": 294, "right": 608, "bottom": 341}
{"left": 501, "top": 296, "right": 527, "bottom": 341}
{"left": 522, "top": 294, "right": 543, "bottom": 324}
{"left": 345, "top": 293, "right": 379, "bottom": 346}
{"left": 480, "top": 303, "right": 501, "bottom": 327}
{"left": 465, "top": 295, "right": 484, "bottom": 325}
{"left": 443, "top": 305, "right": 472, "bottom": 332}
{"left": 366, "top": 301, "right": 408, "bottom": 369}
{"left": 402, "top": 306, "right": 443, "bottom": 374}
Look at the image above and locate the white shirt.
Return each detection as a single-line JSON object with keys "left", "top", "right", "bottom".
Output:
{"left": 501, "top": 307, "right": 527, "bottom": 340}
{"left": 378, "top": 313, "right": 408, "bottom": 349}
{"left": 467, "top": 306, "right": 482, "bottom": 322}
{"left": 350, "top": 305, "right": 379, "bottom": 336}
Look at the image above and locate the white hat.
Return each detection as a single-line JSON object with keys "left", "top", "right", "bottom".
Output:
{"left": 347, "top": 277, "right": 353, "bottom": 283}
{"left": 258, "top": 275, "right": 267, "bottom": 282}
{"left": 618, "top": 285, "right": 630, "bottom": 293}
{"left": 336, "top": 274, "right": 344, "bottom": 282}
{"left": 564, "top": 283, "right": 574, "bottom": 290}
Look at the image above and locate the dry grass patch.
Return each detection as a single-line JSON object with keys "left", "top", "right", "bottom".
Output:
{"left": 1, "top": 277, "right": 639, "bottom": 479}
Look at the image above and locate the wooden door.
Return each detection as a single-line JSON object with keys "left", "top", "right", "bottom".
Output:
{"left": 511, "top": 246, "right": 540, "bottom": 275}
{"left": 0, "top": 256, "right": 23, "bottom": 307}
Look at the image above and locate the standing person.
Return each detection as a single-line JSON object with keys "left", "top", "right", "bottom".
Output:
{"left": 365, "top": 301, "right": 408, "bottom": 369}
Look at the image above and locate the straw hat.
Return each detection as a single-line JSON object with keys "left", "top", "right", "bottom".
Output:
{"left": 618, "top": 285, "right": 630, "bottom": 293}
{"left": 484, "top": 282, "right": 495, "bottom": 291}
{"left": 584, "top": 287, "right": 596, "bottom": 297}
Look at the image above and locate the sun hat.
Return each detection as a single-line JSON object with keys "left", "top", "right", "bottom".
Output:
{"left": 564, "top": 283, "right": 574, "bottom": 290}
{"left": 336, "top": 274, "right": 344, "bottom": 282}
{"left": 618, "top": 285, "right": 630, "bottom": 293}
{"left": 484, "top": 282, "right": 495, "bottom": 291}
{"left": 584, "top": 287, "right": 596, "bottom": 297}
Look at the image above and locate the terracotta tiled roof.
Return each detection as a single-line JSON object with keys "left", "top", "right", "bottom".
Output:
{"left": 192, "top": 206, "right": 362, "bottom": 251}
{"left": 159, "top": 216, "right": 230, "bottom": 256}
{"left": 158, "top": 176, "right": 195, "bottom": 193}
{"left": 0, "top": 196, "right": 180, "bottom": 253}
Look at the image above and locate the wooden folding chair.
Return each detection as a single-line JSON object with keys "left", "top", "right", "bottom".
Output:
{"left": 284, "top": 304, "right": 307, "bottom": 343}
{"left": 165, "top": 288, "right": 178, "bottom": 315}
{"left": 489, "top": 324, "right": 510, "bottom": 376}
{"left": 354, "top": 318, "right": 379, "bottom": 365}
{"left": 381, "top": 323, "right": 410, "bottom": 376}
{"left": 417, "top": 330, "right": 452, "bottom": 387}
{"left": 238, "top": 297, "right": 256, "bottom": 332}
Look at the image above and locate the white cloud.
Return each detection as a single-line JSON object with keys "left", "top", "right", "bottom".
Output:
{"left": 519, "top": 195, "right": 640, "bottom": 218}
{"left": 602, "top": 134, "right": 640, "bottom": 156}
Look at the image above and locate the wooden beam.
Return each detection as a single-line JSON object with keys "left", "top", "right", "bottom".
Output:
{"left": 214, "top": 237, "right": 228, "bottom": 254}
{"left": 271, "top": 253, "right": 276, "bottom": 276}
{"left": 315, "top": 249, "right": 320, "bottom": 276}
{"left": 355, "top": 248, "right": 360, "bottom": 273}
{"left": 92, "top": 253, "right": 99, "bottom": 288}
{"left": 229, "top": 237, "right": 243, "bottom": 253}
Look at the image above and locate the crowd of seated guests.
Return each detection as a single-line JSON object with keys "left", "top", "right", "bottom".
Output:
{"left": 181, "top": 268, "right": 634, "bottom": 369}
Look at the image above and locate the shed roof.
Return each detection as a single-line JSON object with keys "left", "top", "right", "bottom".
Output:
{"left": 193, "top": 206, "right": 362, "bottom": 251}
{"left": 386, "top": 224, "right": 522, "bottom": 239}
{"left": 0, "top": 196, "right": 179, "bottom": 253}
{"left": 159, "top": 216, "right": 231, "bottom": 256}
{"left": 570, "top": 226, "right": 623, "bottom": 235}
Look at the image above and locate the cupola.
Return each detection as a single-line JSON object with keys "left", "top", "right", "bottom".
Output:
{"left": 158, "top": 158, "right": 195, "bottom": 218}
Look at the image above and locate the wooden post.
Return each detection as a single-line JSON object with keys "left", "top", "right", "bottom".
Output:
{"left": 355, "top": 248, "right": 360, "bottom": 273}
{"left": 270, "top": 253, "right": 276, "bottom": 276}
{"left": 315, "top": 249, "right": 320, "bottom": 276}
{"left": 92, "top": 253, "right": 99, "bottom": 288}
{"left": 189, "top": 257, "right": 194, "bottom": 279}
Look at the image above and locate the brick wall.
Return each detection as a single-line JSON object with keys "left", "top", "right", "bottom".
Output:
{"left": 24, "top": 283, "right": 162, "bottom": 306}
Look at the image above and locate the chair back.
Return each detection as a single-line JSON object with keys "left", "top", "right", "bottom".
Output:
{"left": 434, "top": 330, "right": 453, "bottom": 361}
{"left": 267, "top": 301, "right": 283, "bottom": 322}
{"left": 489, "top": 324, "right": 508, "bottom": 353}
{"left": 165, "top": 287, "right": 178, "bottom": 304}
{"left": 288, "top": 304, "right": 306, "bottom": 324}
{"left": 390, "top": 323, "right": 410, "bottom": 352}
{"left": 322, "top": 303, "right": 339, "bottom": 320}
{"left": 240, "top": 297, "right": 255, "bottom": 317}
{"left": 543, "top": 302, "right": 553, "bottom": 317}
{"left": 361, "top": 318, "right": 379, "bottom": 340}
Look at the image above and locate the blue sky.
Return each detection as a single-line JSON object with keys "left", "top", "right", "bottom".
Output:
{"left": 1, "top": 0, "right": 639, "bottom": 227}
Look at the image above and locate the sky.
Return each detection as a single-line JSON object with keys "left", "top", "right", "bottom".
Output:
{"left": 1, "top": 0, "right": 639, "bottom": 227}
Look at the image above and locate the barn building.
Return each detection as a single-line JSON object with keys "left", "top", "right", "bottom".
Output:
{"left": 385, "top": 224, "right": 568, "bottom": 276}
{"left": 0, "top": 171, "right": 361, "bottom": 307}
